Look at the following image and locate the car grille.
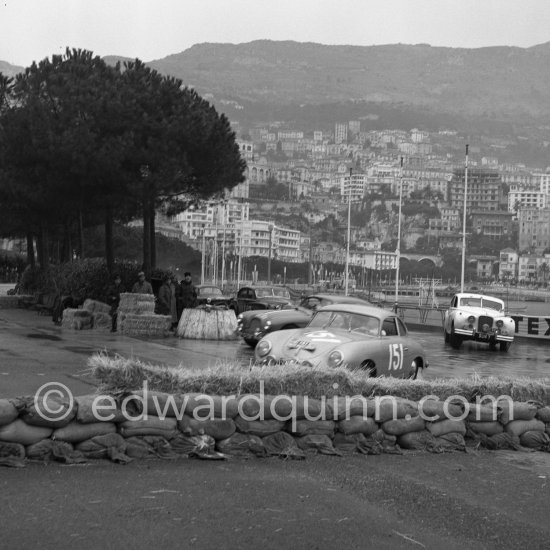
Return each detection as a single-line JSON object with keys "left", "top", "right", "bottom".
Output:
{"left": 478, "top": 316, "right": 493, "bottom": 332}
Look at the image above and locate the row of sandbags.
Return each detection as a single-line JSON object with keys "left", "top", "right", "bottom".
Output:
{"left": 1, "top": 393, "right": 549, "bottom": 467}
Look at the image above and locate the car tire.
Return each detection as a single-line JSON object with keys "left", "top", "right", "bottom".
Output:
{"left": 444, "top": 328, "right": 450, "bottom": 344}
{"left": 360, "top": 360, "right": 376, "bottom": 377}
{"left": 449, "top": 324, "right": 462, "bottom": 349}
{"left": 244, "top": 337, "right": 257, "bottom": 348}
{"left": 408, "top": 358, "right": 423, "bottom": 380}
{"left": 499, "top": 341, "right": 512, "bottom": 352}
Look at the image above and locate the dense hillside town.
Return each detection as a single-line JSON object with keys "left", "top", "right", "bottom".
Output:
{"left": 150, "top": 119, "right": 550, "bottom": 286}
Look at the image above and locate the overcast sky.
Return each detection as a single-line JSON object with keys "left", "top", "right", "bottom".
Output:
{"left": 2, "top": 0, "right": 550, "bottom": 67}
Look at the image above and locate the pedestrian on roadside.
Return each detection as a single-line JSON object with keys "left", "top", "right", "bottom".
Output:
{"left": 157, "top": 273, "right": 178, "bottom": 329}
{"left": 131, "top": 271, "right": 153, "bottom": 294}
{"left": 179, "top": 271, "right": 197, "bottom": 310}
{"left": 106, "top": 273, "right": 126, "bottom": 332}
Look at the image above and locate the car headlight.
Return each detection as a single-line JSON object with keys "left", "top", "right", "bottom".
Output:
{"left": 237, "top": 313, "right": 243, "bottom": 321}
{"left": 263, "top": 320, "right": 272, "bottom": 330}
{"left": 327, "top": 350, "right": 344, "bottom": 368}
{"left": 496, "top": 320, "right": 503, "bottom": 328}
{"left": 256, "top": 340, "right": 272, "bottom": 357}
{"left": 467, "top": 315, "right": 475, "bottom": 324}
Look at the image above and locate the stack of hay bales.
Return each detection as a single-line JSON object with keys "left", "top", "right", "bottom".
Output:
{"left": 61, "top": 308, "right": 93, "bottom": 330}
{"left": 177, "top": 307, "right": 237, "bottom": 340}
{"left": 82, "top": 299, "right": 112, "bottom": 331}
{"left": 117, "top": 293, "right": 170, "bottom": 338}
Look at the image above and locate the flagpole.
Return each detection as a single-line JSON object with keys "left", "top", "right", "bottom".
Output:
{"left": 460, "top": 144, "right": 469, "bottom": 293}
{"left": 394, "top": 157, "right": 403, "bottom": 305}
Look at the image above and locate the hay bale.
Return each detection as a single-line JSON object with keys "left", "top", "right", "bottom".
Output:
{"left": 119, "top": 313, "right": 171, "bottom": 338}
{"left": 61, "top": 308, "right": 93, "bottom": 330}
{"left": 92, "top": 311, "right": 112, "bottom": 331}
{"left": 177, "top": 308, "right": 237, "bottom": 340}
{"left": 83, "top": 299, "right": 111, "bottom": 314}
{"left": 118, "top": 293, "right": 155, "bottom": 314}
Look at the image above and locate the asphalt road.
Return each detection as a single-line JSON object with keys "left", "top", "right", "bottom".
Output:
{"left": 2, "top": 306, "right": 550, "bottom": 549}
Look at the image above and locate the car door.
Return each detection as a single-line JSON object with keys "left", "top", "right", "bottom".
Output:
{"left": 237, "top": 288, "right": 252, "bottom": 313}
{"left": 380, "top": 317, "right": 412, "bottom": 376}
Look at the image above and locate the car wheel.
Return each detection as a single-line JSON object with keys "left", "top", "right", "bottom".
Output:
{"left": 408, "top": 358, "right": 423, "bottom": 380}
{"left": 449, "top": 324, "right": 462, "bottom": 349}
{"left": 360, "top": 360, "right": 376, "bottom": 377}
{"left": 244, "top": 337, "right": 257, "bottom": 348}
{"left": 444, "top": 328, "right": 450, "bottom": 344}
{"left": 499, "top": 341, "right": 512, "bottom": 352}
{"left": 489, "top": 341, "right": 497, "bottom": 351}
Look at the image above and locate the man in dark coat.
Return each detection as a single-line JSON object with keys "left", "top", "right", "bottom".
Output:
{"left": 179, "top": 272, "right": 197, "bottom": 311}
{"left": 106, "top": 274, "right": 126, "bottom": 332}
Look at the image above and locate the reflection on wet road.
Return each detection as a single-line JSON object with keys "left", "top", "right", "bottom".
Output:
{"left": 410, "top": 331, "right": 550, "bottom": 380}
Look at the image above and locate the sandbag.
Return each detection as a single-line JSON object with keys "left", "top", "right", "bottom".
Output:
{"left": 519, "top": 431, "right": 550, "bottom": 451}
{"left": 397, "top": 430, "right": 439, "bottom": 451}
{"left": 535, "top": 407, "right": 550, "bottom": 423}
{"left": 137, "top": 435, "right": 178, "bottom": 459}
{"left": 124, "top": 437, "right": 158, "bottom": 459}
{"left": 129, "top": 390, "right": 187, "bottom": 418}
{"left": 216, "top": 433, "right": 266, "bottom": 457}
{"left": 426, "top": 419, "right": 467, "bottom": 437}
{"left": 337, "top": 416, "right": 378, "bottom": 436}
{"left": 76, "top": 433, "right": 131, "bottom": 463}
{"left": 178, "top": 416, "right": 236, "bottom": 440}
{"left": 0, "top": 419, "right": 53, "bottom": 445}
{"left": 17, "top": 395, "right": 76, "bottom": 428}
{"left": 262, "top": 432, "right": 306, "bottom": 459}
{"left": 184, "top": 393, "right": 239, "bottom": 419}
{"left": 466, "top": 421, "right": 503, "bottom": 436}
{"left": 419, "top": 399, "right": 464, "bottom": 421}
{"left": 52, "top": 421, "right": 117, "bottom": 443}
{"left": 26, "top": 439, "right": 86, "bottom": 464}
{"left": 169, "top": 434, "right": 216, "bottom": 456}
{"left": 435, "top": 433, "right": 467, "bottom": 452}
{"left": 0, "top": 441, "right": 26, "bottom": 468}
{"left": 0, "top": 399, "right": 18, "bottom": 426}
{"left": 477, "top": 432, "right": 522, "bottom": 451}
{"left": 238, "top": 394, "right": 280, "bottom": 421}
{"left": 381, "top": 415, "right": 425, "bottom": 436}
{"left": 333, "top": 432, "right": 364, "bottom": 454}
{"left": 75, "top": 395, "right": 127, "bottom": 424}
{"left": 370, "top": 429, "right": 402, "bottom": 454}
{"left": 373, "top": 397, "right": 418, "bottom": 423}
{"left": 504, "top": 419, "right": 545, "bottom": 438}
{"left": 118, "top": 417, "right": 178, "bottom": 438}
{"left": 287, "top": 420, "right": 336, "bottom": 437}
{"left": 466, "top": 403, "right": 501, "bottom": 422}
{"left": 234, "top": 416, "right": 286, "bottom": 437}
{"left": 296, "top": 434, "right": 341, "bottom": 456}
{"left": 330, "top": 396, "right": 376, "bottom": 420}
{"left": 499, "top": 401, "right": 538, "bottom": 425}
{"left": 272, "top": 395, "right": 333, "bottom": 421}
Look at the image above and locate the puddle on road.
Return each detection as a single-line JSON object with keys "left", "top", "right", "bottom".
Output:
{"left": 26, "top": 333, "right": 62, "bottom": 341}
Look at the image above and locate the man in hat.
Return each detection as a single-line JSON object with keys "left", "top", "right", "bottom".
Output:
{"left": 179, "top": 271, "right": 197, "bottom": 311}
{"left": 131, "top": 271, "right": 153, "bottom": 294}
{"left": 106, "top": 273, "right": 126, "bottom": 332}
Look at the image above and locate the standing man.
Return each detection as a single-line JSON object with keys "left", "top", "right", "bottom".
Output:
{"left": 132, "top": 271, "right": 153, "bottom": 294}
{"left": 106, "top": 273, "right": 126, "bottom": 332}
{"left": 179, "top": 271, "right": 197, "bottom": 310}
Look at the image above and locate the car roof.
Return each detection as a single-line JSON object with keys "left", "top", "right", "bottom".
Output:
{"left": 309, "top": 293, "right": 368, "bottom": 304}
{"left": 317, "top": 303, "right": 393, "bottom": 318}
{"left": 454, "top": 293, "right": 504, "bottom": 303}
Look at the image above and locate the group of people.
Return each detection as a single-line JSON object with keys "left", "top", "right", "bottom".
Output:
{"left": 106, "top": 270, "right": 197, "bottom": 332}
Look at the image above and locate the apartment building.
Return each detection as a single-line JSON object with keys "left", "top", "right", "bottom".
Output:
{"left": 334, "top": 123, "right": 348, "bottom": 144}
{"left": 498, "top": 248, "right": 519, "bottom": 281}
{"left": 236, "top": 220, "right": 301, "bottom": 262}
{"left": 340, "top": 171, "right": 367, "bottom": 202}
{"left": 518, "top": 207, "right": 550, "bottom": 253}
{"left": 471, "top": 210, "right": 515, "bottom": 239}
{"left": 508, "top": 186, "right": 547, "bottom": 212}
{"left": 449, "top": 168, "right": 503, "bottom": 212}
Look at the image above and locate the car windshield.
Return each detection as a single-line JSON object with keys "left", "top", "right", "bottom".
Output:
{"left": 460, "top": 297, "right": 481, "bottom": 307}
{"left": 481, "top": 298, "right": 503, "bottom": 311}
{"left": 199, "top": 287, "right": 222, "bottom": 296}
{"left": 308, "top": 310, "right": 380, "bottom": 335}
{"left": 256, "top": 288, "right": 290, "bottom": 298}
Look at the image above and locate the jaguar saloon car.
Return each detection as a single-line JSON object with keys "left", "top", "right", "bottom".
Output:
{"left": 237, "top": 293, "right": 369, "bottom": 347}
{"left": 195, "top": 285, "right": 232, "bottom": 309}
{"left": 229, "top": 286, "right": 294, "bottom": 315}
{"left": 443, "top": 293, "right": 515, "bottom": 351}
{"left": 254, "top": 303, "right": 427, "bottom": 379}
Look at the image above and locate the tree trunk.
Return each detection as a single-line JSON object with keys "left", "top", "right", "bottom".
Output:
{"left": 142, "top": 181, "right": 152, "bottom": 277}
{"left": 26, "top": 233, "right": 35, "bottom": 268}
{"left": 150, "top": 199, "right": 156, "bottom": 270}
{"left": 37, "top": 224, "right": 48, "bottom": 269}
{"left": 105, "top": 206, "right": 114, "bottom": 275}
{"left": 78, "top": 208, "right": 85, "bottom": 259}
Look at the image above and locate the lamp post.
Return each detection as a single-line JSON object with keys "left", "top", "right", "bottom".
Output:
{"left": 394, "top": 157, "right": 403, "bottom": 305}
{"left": 460, "top": 144, "right": 469, "bottom": 293}
{"left": 345, "top": 168, "right": 352, "bottom": 295}
{"left": 200, "top": 225, "right": 206, "bottom": 285}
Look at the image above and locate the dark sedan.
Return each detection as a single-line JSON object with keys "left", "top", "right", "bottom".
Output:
{"left": 195, "top": 285, "right": 232, "bottom": 309}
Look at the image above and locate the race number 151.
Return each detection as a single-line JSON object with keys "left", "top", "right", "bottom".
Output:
{"left": 388, "top": 343, "right": 404, "bottom": 370}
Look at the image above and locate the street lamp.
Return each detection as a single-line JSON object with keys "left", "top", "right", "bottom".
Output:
{"left": 460, "top": 144, "right": 469, "bottom": 293}
{"left": 394, "top": 157, "right": 403, "bottom": 305}
{"left": 345, "top": 168, "right": 352, "bottom": 295}
{"left": 267, "top": 224, "right": 274, "bottom": 284}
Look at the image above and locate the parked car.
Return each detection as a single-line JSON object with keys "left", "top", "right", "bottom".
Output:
{"left": 229, "top": 286, "right": 293, "bottom": 315}
{"left": 443, "top": 293, "right": 515, "bottom": 351}
{"left": 195, "top": 285, "right": 232, "bottom": 309}
{"left": 237, "top": 293, "right": 369, "bottom": 347}
{"left": 254, "top": 303, "right": 427, "bottom": 379}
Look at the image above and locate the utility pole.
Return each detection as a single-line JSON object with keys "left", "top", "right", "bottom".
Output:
{"left": 394, "top": 157, "right": 403, "bottom": 305}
